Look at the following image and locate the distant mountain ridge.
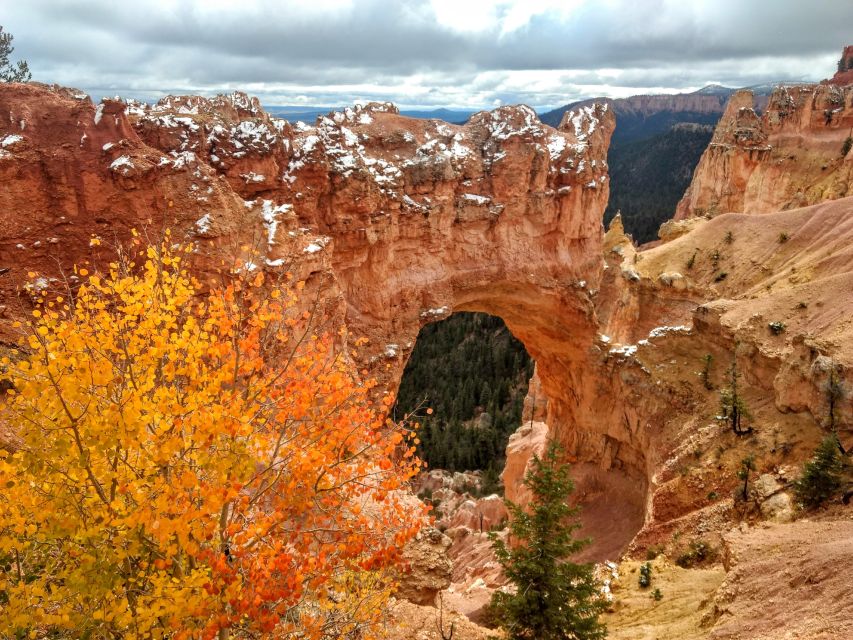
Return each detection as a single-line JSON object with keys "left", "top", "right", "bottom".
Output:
{"left": 539, "top": 84, "right": 791, "bottom": 144}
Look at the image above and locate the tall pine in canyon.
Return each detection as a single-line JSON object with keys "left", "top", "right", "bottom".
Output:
{"left": 489, "top": 442, "right": 606, "bottom": 640}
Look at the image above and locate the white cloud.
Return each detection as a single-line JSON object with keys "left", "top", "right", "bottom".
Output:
{"left": 2, "top": 0, "right": 849, "bottom": 109}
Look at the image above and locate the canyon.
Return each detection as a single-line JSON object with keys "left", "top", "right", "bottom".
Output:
{"left": 2, "top": 53, "right": 853, "bottom": 637}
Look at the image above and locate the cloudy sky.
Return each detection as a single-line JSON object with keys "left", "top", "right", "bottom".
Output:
{"left": 4, "top": 0, "right": 850, "bottom": 110}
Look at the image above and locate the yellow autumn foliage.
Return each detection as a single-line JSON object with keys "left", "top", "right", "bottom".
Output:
{"left": 0, "top": 237, "right": 424, "bottom": 639}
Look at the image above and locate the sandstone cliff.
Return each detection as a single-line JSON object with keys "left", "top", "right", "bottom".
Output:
{"left": 2, "top": 82, "right": 645, "bottom": 560}
{"left": 825, "top": 44, "right": 853, "bottom": 86}
{"left": 675, "top": 83, "right": 853, "bottom": 219}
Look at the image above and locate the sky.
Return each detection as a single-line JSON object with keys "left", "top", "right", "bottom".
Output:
{"left": 3, "top": 0, "right": 850, "bottom": 111}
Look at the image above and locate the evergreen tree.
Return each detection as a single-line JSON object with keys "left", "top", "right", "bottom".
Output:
{"left": 720, "top": 355, "right": 752, "bottom": 435}
{"left": 395, "top": 312, "right": 533, "bottom": 473}
{"left": 0, "top": 26, "right": 31, "bottom": 83}
{"left": 794, "top": 437, "right": 844, "bottom": 508}
{"left": 489, "top": 442, "right": 607, "bottom": 640}
{"left": 825, "top": 368, "right": 845, "bottom": 452}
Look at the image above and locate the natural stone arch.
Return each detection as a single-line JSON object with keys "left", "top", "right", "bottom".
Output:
{"left": 0, "top": 84, "right": 648, "bottom": 559}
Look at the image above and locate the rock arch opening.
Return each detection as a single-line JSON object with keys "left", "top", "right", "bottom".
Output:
{"left": 394, "top": 311, "right": 534, "bottom": 486}
{"left": 383, "top": 290, "right": 649, "bottom": 561}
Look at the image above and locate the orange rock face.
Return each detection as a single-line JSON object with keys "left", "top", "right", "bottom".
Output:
{"left": 676, "top": 84, "right": 853, "bottom": 219}
{"left": 825, "top": 44, "right": 853, "bottom": 86}
{"left": 2, "top": 82, "right": 655, "bottom": 557}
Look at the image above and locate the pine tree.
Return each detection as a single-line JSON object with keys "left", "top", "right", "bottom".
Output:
{"left": 720, "top": 356, "right": 752, "bottom": 435}
{"left": 794, "top": 437, "right": 844, "bottom": 508}
{"left": 825, "top": 368, "right": 845, "bottom": 453}
{"left": 0, "top": 26, "right": 31, "bottom": 83}
{"left": 489, "top": 442, "right": 607, "bottom": 640}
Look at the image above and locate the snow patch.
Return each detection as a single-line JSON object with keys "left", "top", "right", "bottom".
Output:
{"left": 109, "top": 155, "right": 134, "bottom": 175}
{"left": 195, "top": 213, "right": 212, "bottom": 234}
{"left": 1, "top": 134, "right": 23, "bottom": 148}
{"left": 609, "top": 344, "right": 638, "bottom": 357}
{"left": 648, "top": 325, "right": 691, "bottom": 338}
{"left": 460, "top": 193, "right": 491, "bottom": 205}
{"left": 420, "top": 306, "right": 449, "bottom": 318}
{"left": 259, "top": 200, "right": 293, "bottom": 247}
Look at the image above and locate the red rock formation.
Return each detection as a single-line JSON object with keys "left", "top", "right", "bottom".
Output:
{"left": 3, "top": 79, "right": 852, "bottom": 594}
{"left": 675, "top": 84, "right": 853, "bottom": 219}
{"left": 824, "top": 44, "right": 853, "bottom": 86}
{"left": 3, "top": 82, "right": 654, "bottom": 560}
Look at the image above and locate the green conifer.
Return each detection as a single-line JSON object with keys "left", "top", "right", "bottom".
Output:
{"left": 489, "top": 442, "right": 607, "bottom": 640}
{"left": 794, "top": 437, "right": 844, "bottom": 508}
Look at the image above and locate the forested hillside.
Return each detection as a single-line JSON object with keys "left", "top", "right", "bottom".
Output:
{"left": 394, "top": 313, "right": 533, "bottom": 478}
{"left": 605, "top": 123, "right": 715, "bottom": 243}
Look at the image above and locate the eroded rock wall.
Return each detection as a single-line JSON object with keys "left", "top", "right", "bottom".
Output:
{"left": 3, "top": 81, "right": 851, "bottom": 576}
{"left": 2, "top": 83, "right": 657, "bottom": 559}
{"left": 676, "top": 84, "right": 853, "bottom": 219}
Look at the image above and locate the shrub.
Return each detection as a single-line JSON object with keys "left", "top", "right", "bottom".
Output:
{"left": 768, "top": 321, "right": 786, "bottom": 335}
{"left": 701, "top": 353, "right": 714, "bottom": 390}
{"left": 645, "top": 545, "right": 665, "bottom": 561}
{"left": 639, "top": 562, "right": 652, "bottom": 588}
{"left": 794, "top": 437, "right": 843, "bottom": 508}
{"left": 720, "top": 357, "right": 752, "bottom": 435}
{"left": 778, "top": 232, "right": 790, "bottom": 243}
{"left": 651, "top": 588, "right": 664, "bottom": 601}
{"left": 842, "top": 136, "right": 852, "bottom": 157}
{"left": 676, "top": 540, "right": 717, "bottom": 568}
{"left": 737, "top": 455, "right": 756, "bottom": 501}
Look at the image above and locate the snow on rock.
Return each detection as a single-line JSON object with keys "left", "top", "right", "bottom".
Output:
{"left": 609, "top": 344, "right": 638, "bottom": 358}
{"left": 460, "top": 193, "right": 491, "bottom": 205}
{"left": 1, "top": 134, "right": 24, "bottom": 148}
{"left": 109, "top": 155, "right": 135, "bottom": 175}
{"left": 420, "top": 306, "right": 449, "bottom": 318}
{"left": 169, "top": 151, "right": 196, "bottom": 169}
{"left": 304, "top": 236, "right": 331, "bottom": 254}
{"left": 476, "top": 104, "right": 544, "bottom": 142}
{"left": 229, "top": 120, "right": 277, "bottom": 153}
{"left": 258, "top": 200, "right": 293, "bottom": 247}
{"left": 195, "top": 213, "right": 212, "bottom": 234}
{"left": 563, "top": 104, "right": 602, "bottom": 143}
{"left": 241, "top": 171, "right": 266, "bottom": 184}
{"left": 648, "top": 325, "right": 692, "bottom": 338}
{"left": 546, "top": 134, "right": 568, "bottom": 160}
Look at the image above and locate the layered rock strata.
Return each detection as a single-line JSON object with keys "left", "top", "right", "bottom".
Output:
{"left": 675, "top": 83, "right": 853, "bottom": 219}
